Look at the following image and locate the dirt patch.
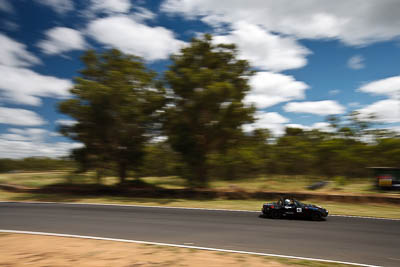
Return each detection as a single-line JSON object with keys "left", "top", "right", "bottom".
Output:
{"left": 0, "top": 233, "right": 293, "bottom": 267}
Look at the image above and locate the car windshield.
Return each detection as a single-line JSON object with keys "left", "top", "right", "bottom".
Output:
{"left": 294, "top": 200, "right": 304, "bottom": 207}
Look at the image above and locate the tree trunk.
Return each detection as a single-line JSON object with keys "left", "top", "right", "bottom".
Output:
{"left": 96, "top": 169, "right": 102, "bottom": 184}
{"left": 194, "top": 161, "right": 208, "bottom": 188}
{"left": 119, "top": 162, "right": 127, "bottom": 184}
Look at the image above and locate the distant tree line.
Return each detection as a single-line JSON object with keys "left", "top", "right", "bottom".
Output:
{"left": 0, "top": 157, "right": 74, "bottom": 173}
{"left": 137, "top": 122, "right": 400, "bottom": 180}
{"left": 8, "top": 34, "right": 396, "bottom": 186}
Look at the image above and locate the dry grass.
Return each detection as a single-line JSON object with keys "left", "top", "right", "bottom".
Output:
{"left": 1, "top": 171, "right": 397, "bottom": 196}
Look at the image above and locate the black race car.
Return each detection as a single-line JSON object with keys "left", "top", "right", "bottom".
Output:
{"left": 261, "top": 197, "right": 328, "bottom": 221}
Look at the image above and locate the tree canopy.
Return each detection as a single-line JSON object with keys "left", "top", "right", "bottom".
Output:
{"left": 163, "top": 34, "right": 255, "bottom": 187}
{"left": 58, "top": 49, "right": 165, "bottom": 183}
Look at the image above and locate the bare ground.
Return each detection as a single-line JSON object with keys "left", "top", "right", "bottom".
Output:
{"left": 0, "top": 233, "right": 298, "bottom": 267}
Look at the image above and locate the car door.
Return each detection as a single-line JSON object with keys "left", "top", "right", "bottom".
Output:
{"left": 294, "top": 201, "right": 305, "bottom": 218}
{"left": 283, "top": 202, "right": 296, "bottom": 216}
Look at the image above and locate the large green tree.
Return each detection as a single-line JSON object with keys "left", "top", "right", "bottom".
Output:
{"left": 58, "top": 49, "right": 165, "bottom": 183}
{"left": 164, "top": 35, "right": 255, "bottom": 187}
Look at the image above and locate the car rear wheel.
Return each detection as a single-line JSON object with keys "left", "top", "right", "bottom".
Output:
{"left": 270, "top": 210, "right": 280, "bottom": 219}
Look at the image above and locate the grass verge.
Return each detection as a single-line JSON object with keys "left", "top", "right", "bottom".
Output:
{"left": 1, "top": 171, "right": 399, "bottom": 196}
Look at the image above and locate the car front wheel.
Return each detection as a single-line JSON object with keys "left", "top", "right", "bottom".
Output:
{"left": 311, "top": 212, "right": 322, "bottom": 221}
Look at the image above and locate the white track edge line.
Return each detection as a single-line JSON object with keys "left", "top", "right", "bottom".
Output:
{"left": 0, "top": 200, "right": 399, "bottom": 221}
{"left": 0, "top": 229, "right": 381, "bottom": 267}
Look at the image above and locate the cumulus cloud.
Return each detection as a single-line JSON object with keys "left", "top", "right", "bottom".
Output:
{"left": 162, "top": 0, "right": 400, "bottom": 46}
{"left": 131, "top": 7, "right": 156, "bottom": 22}
{"left": 84, "top": 1, "right": 155, "bottom": 22}
{"left": 5, "top": 128, "right": 47, "bottom": 141}
{"left": 87, "top": 15, "right": 186, "bottom": 61}
{"left": 55, "top": 119, "right": 77, "bottom": 126}
{"left": 243, "top": 111, "right": 289, "bottom": 135}
{"left": 2, "top": 21, "right": 19, "bottom": 31}
{"left": 37, "top": 27, "right": 87, "bottom": 55}
{"left": 213, "top": 22, "right": 310, "bottom": 71}
{"left": 0, "top": 35, "right": 73, "bottom": 106}
{"left": 284, "top": 100, "right": 346, "bottom": 115}
{"left": 0, "top": 0, "right": 13, "bottom": 13}
{"left": 312, "top": 122, "right": 334, "bottom": 132}
{"left": 285, "top": 123, "right": 308, "bottom": 130}
{"left": 358, "top": 75, "right": 400, "bottom": 99}
{"left": 89, "top": 0, "right": 131, "bottom": 14}
{"left": 0, "top": 127, "right": 83, "bottom": 158}
{"left": 0, "top": 33, "right": 41, "bottom": 67}
{"left": 329, "top": 89, "right": 340, "bottom": 95}
{"left": 34, "top": 0, "right": 74, "bottom": 14}
{"left": 0, "top": 107, "right": 46, "bottom": 126}
{"left": 348, "top": 102, "right": 361, "bottom": 108}
{"left": 347, "top": 55, "right": 365, "bottom": 69}
{"left": 0, "top": 65, "right": 72, "bottom": 106}
{"left": 286, "top": 122, "right": 334, "bottom": 132}
{"left": 84, "top": 0, "right": 155, "bottom": 20}
{"left": 245, "top": 72, "right": 309, "bottom": 108}
{"left": 357, "top": 99, "right": 400, "bottom": 123}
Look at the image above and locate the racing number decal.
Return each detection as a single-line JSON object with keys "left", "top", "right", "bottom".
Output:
{"left": 296, "top": 208, "right": 302, "bottom": 213}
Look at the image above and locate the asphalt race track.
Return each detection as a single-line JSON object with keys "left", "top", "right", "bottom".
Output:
{"left": 1, "top": 202, "right": 399, "bottom": 266}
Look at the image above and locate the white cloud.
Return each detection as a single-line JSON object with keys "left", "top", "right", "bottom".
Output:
{"left": 2, "top": 21, "right": 19, "bottom": 31}
{"left": 162, "top": 0, "right": 400, "bottom": 46}
{"left": 347, "top": 55, "right": 365, "bottom": 69}
{"left": 87, "top": 15, "right": 186, "bottom": 61}
{"left": 0, "top": 65, "right": 72, "bottom": 106}
{"left": 0, "top": 35, "right": 73, "bottom": 106}
{"left": 37, "top": 27, "right": 87, "bottom": 55}
{"left": 0, "top": 127, "right": 83, "bottom": 158}
{"left": 34, "top": 0, "right": 74, "bottom": 14}
{"left": 388, "top": 126, "right": 400, "bottom": 134}
{"left": 285, "top": 123, "right": 310, "bottom": 130}
{"left": 0, "top": 33, "right": 41, "bottom": 67}
{"left": 0, "top": 0, "right": 13, "bottom": 13}
{"left": 358, "top": 75, "right": 400, "bottom": 99}
{"left": 357, "top": 99, "right": 400, "bottom": 123}
{"left": 0, "top": 133, "right": 30, "bottom": 141}
{"left": 5, "top": 128, "right": 47, "bottom": 141}
{"left": 348, "top": 102, "right": 361, "bottom": 108}
{"left": 285, "top": 122, "right": 334, "bottom": 132}
{"left": 284, "top": 100, "right": 346, "bottom": 115}
{"left": 245, "top": 72, "right": 309, "bottom": 108}
{"left": 329, "top": 89, "right": 340, "bottom": 95}
{"left": 84, "top": 1, "right": 155, "bottom": 22}
{"left": 312, "top": 122, "right": 334, "bottom": 132}
{"left": 84, "top": 0, "right": 145, "bottom": 20}
{"left": 243, "top": 111, "right": 289, "bottom": 135}
{"left": 213, "top": 21, "right": 310, "bottom": 71}
{"left": 0, "top": 140, "right": 82, "bottom": 158}
{"left": 55, "top": 119, "right": 77, "bottom": 126}
{"left": 0, "top": 107, "right": 46, "bottom": 126}
{"left": 131, "top": 7, "right": 156, "bottom": 22}
{"left": 89, "top": 0, "right": 131, "bottom": 14}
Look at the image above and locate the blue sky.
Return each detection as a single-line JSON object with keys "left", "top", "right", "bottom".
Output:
{"left": 0, "top": 0, "right": 399, "bottom": 158}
